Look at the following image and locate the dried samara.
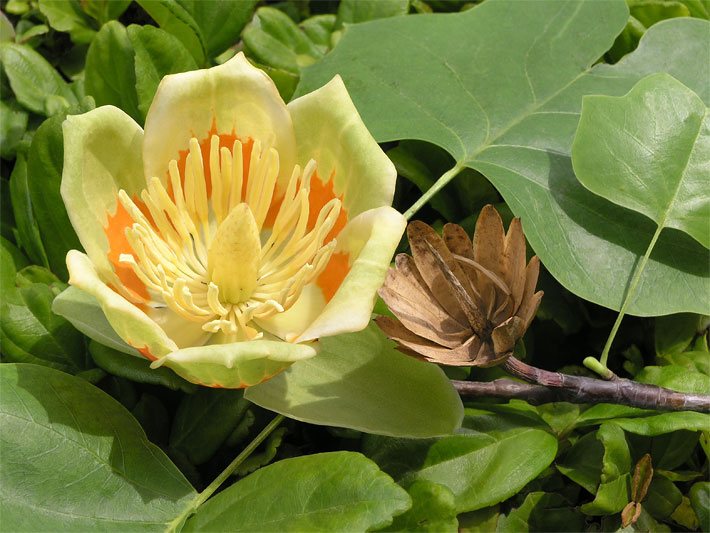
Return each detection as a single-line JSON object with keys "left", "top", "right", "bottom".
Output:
{"left": 377, "top": 205, "right": 543, "bottom": 367}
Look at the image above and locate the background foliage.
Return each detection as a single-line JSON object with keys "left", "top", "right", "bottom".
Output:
{"left": 1, "top": 0, "right": 708, "bottom": 531}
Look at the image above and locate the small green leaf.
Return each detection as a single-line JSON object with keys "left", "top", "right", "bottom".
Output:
{"left": 234, "top": 427, "right": 286, "bottom": 477}
{"left": 0, "top": 99, "right": 28, "bottom": 159}
{"left": 0, "top": 42, "right": 78, "bottom": 115}
{"left": 84, "top": 21, "right": 141, "bottom": 123}
{"left": 246, "top": 322, "right": 463, "bottom": 438}
{"left": 9, "top": 153, "right": 48, "bottom": 267}
{"left": 169, "top": 388, "right": 250, "bottom": 465}
{"left": 381, "top": 480, "right": 457, "bottom": 532}
{"left": 89, "top": 340, "right": 196, "bottom": 393}
{"left": 364, "top": 410, "right": 558, "bottom": 513}
{"left": 183, "top": 452, "right": 411, "bottom": 532}
{"left": 655, "top": 313, "right": 702, "bottom": 356}
{"left": 497, "top": 492, "right": 585, "bottom": 532}
{"left": 53, "top": 286, "right": 137, "bottom": 355}
{"left": 126, "top": 24, "right": 197, "bottom": 120}
{"left": 580, "top": 424, "right": 631, "bottom": 515}
{"left": 335, "top": 0, "right": 409, "bottom": 28}
{"left": 689, "top": 482, "right": 709, "bottom": 530}
{"left": 573, "top": 73, "right": 709, "bottom": 249}
{"left": 557, "top": 431, "right": 604, "bottom": 494}
{"left": 81, "top": 0, "right": 131, "bottom": 25}
{"left": 136, "top": 0, "right": 206, "bottom": 66}
{"left": 635, "top": 364, "right": 710, "bottom": 393}
{"left": 26, "top": 109, "right": 91, "bottom": 279}
{"left": 243, "top": 7, "right": 324, "bottom": 75}
{"left": 612, "top": 412, "right": 710, "bottom": 436}
{"left": 38, "top": 0, "right": 97, "bottom": 44}
{"left": 0, "top": 364, "right": 196, "bottom": 530}
{"left": 175, "top": 0, "right": 256, "bottom": 57}
{"left": 645, "top": 476, "right": 683, "bottom": 520}
{"left": 1, "top": 263, "right": 89, "bottom": 373}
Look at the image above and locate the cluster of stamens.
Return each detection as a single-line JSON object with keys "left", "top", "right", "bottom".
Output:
{"left": 117, "top": 135, "right": 340, "bottom": 341}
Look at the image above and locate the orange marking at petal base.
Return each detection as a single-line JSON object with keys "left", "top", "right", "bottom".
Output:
{"left": 317, "top": 251, "right": 350, "bottom": 302}
{"left": 105, "top": 199, "right": 150, "bottom": 303}
{"left": 137, "top": 346, "right": 157, "bottom": 361}
{"left": 174, "top": 120, "right": 252, "bottom": 200}
{"left": 309, "top": 170, "right": 348, "bottom": 243}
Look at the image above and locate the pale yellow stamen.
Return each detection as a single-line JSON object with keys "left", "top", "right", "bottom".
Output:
{"left": 117, "top": 135, "right": 341, "bottom": 341}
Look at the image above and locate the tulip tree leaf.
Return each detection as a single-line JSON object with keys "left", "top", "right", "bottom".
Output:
{"left": 183, "top": 452, "right": 411, "bottom": 532}
{"left": 0, "top": 363, "right": 196, "bottom": 531}
{"left": 245, "top": 323, "right": 463, "bottom": 438}
{"left": 297, "top": 3, "right": 710, "bottom": 316}
{"left": 573, "top": 74, "right": 709, "bottom": 249}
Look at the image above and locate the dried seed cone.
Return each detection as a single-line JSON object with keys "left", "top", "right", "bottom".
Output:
{"left": 376, "top": 205, "right": 543, "bottom": 367}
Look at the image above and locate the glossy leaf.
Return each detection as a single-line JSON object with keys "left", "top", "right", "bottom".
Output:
{"left": 0, "top": 99, "right": 28, "bottom": 159}
{"left": 26, "top": 110, "right": 90, "bottom": 279}
{"left": 0, "top": 42, "right": 78, "bottom": 115}
{"left": 689, "top": 482, "right": 709, "bottom": 530}
{"left": 381, "top": 480, "right": 457, "bottom": 532}
{"left": 169, "top": 388, "right": 250, "bottom": 465}
{"left": 580, "top": 424, "right": 631, "bottom": 515}
{"left": 9, "top": 154, "right": 48, "bottom": 267}
{"left": 246, "top": 323, "right": 463, "bottom": 438}
{"left": 655, "top": 313, "right": 702, "bottom": 356}
{"left": 175, "top": 0, "right": 256, "bottom": 57}
{"left": 127, "top": 24, "right": 197, "bottom": 120}
{"left": 84, "top": 21, "right": 141, "bottom": 122}
{"left": 497, "top": 492, "right": 585, "bottom": 532}
{"left": 38, "top": 0, "right": 97, "bottom": 44}
{"left": 298, "top": 7, "right": 710, "bottom": 315}
{"left": 184, "top": 452, "right": 411, "bottom": 532}
{"left": 0, "top": 363, "right": 196, "bottom": 530}
{"left": 136, "top": 0, "right": 206, "bottom": 66}
{"left": 364, "top": 409, "right": 558, "bottom": 513}
{"left": 336, "top": 0, "right": 410, "bottom": 28}
{"left": 573, "top": 74, "right": 709, "bottom": 248}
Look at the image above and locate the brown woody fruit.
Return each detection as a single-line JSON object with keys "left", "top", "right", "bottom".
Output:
{"left": 376, "top": 205, "right": 543, "bottom": 367}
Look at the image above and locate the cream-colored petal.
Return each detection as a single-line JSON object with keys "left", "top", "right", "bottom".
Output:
{"left": 147, "top": 307, "right": 212, "bottom": 349}
{"left": 152, "top": 340, "right": 317, "bottom": 388}
{"left": 287, "top": 75, "right": 396, "bottom": 218}
{"left": 143, "top": 52, "right": 296, "bottom": 187}
{"left": 253, "top": 284, "right": 326, "bottom": 342}
{"left": 66, "top": 250, "right": 177, "bottom": 359}
{"left": 61, "top": 106, "right": 145, "bottom": 283}
{"left": 296, "top": 206, "right": 406, "bottom": 342}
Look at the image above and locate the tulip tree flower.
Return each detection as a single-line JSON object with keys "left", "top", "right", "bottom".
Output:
{"left": 61, "top": 53, "right": 406, "bottom": 388}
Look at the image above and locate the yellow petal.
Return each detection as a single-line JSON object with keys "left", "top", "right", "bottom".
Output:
{"left": 61, "top": 106, "right": 146, "bottom": 290}
{"left": 66, "top": 250, "right": 177, "bottom": 359}
{"left": 143, "top": 52, "right": 296, "bottom": 190}
{"left": 287, "top": 75, "right": 397, "bottom": 218}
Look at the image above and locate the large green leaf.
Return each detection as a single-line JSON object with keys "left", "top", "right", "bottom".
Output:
{"left": 573, "top": 74, "right": 709, "bottom": 248}
{"left": 183, "top": 452, "right": 411, "bottom": 532}
{"left": 245, "top": 323, "right": 463, "bottom": 438}
{"left": 297, "top": 3, "right": 710, "bottom": 316}
{"left": 364, "top": 409, "right": 558, "bottom": 513}
{"left": 0, "top": 364, "right": 196, "bottom": 530}
{"left": 136, "top": 0, "right": 206, "bottom": 66}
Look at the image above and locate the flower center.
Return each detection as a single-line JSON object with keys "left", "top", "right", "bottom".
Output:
{"left": 117, "top": 135, "right": 341, "bottom": 341}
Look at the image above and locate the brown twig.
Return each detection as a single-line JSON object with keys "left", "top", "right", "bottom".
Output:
{"left": 451, "top": 356, "right": 710, "bottom": 413}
